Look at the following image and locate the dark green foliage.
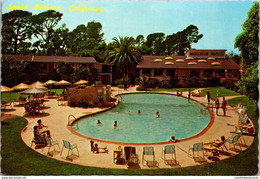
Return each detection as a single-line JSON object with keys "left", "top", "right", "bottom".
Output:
{"left": 234, "top": 2, "right": 259, "bottom": 101}
{"left": 2, "top": 10, "right": 33, "bottom": 54}
{"left": 1, "top": 56, "right": 29, "bottom": 87}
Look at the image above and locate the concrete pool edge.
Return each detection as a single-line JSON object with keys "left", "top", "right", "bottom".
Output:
{"left": 67, "top": 92, "right": 215, "bottom": 145}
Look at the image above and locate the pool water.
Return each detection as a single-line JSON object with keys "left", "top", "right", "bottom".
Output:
{"left": 72, "top": 93, "right": 211, "bottom": 143}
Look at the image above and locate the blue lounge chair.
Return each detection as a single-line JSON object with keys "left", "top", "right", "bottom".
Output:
{"left": 42, "top": 137, "right": 60, "bottom": 155}
{"left": 60, "top": 140, "right": 79, "bottom": 159}
{"left": 189, "top": 143, "right": 206, "bottom": 162}
{"left": 142, "top": 147, "right": 158, "bottom": 167}
{"left": 162, "top": 145, "right": 179, "bottom": 166}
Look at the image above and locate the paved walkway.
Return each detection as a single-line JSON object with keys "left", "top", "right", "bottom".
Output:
{"left": 2, "top": 86, "right": 254, "bottom": 169}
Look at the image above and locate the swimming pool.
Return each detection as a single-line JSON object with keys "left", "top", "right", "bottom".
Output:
{"left": 72, "top": 93, "right": 211, "bottom": 144}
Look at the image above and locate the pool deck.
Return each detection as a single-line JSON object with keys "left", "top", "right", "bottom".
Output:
{"left": 3, "top": 86, "right": 255, "bottom": 169}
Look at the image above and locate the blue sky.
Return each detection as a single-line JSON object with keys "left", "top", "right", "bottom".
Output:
{"left": 2, "top": 0, "right": 255, "bottom": 54}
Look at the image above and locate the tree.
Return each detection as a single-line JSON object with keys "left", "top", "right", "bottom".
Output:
{"left": 234, "top": 2, "right": 259, "bottom": 101}
{"left": 184, "top": 25, "right": 203, "bottom": 50}
{"left": 1, "top": 56, "right": 28, "bottom": 87}
{"left": 56, "top": 61, "right": 74, "bottom": 81}
{"left": 105, "top": 36, "right": 143, "bottom": 75}
{"left": 165, "top": 25, "right": 203, "bottom": 55}
{"left": 145, "top": 33, "right": 166, "bottom": 55}
{"left": 2, "top": 10, "right": 33, "bottom": 54}
{"left": 226, "top": 50, "right": 241, "bottom": 65}
{"left": 31, "top": 10, "right": 63, "bottom": 55}
{"left": 234, "top": 2, "right": 259, "bottom": 67}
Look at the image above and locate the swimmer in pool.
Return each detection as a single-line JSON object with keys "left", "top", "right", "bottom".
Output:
{"left": 127, "top": 110, "right": 131, "bottom": 114}
{"left": 114, "top": 121, "right": 117, "bottom": 128}
{"left": 97, "top": 120, "right": 102, "bottom": 125}
{"left": 200, "top": 109, "right": 204, "bottom": 113}
{"left": 156, "top": 112, "right": 160, "bottom": 118}
{"left": 137, "top": 110, "right": 141, "bottom": 114}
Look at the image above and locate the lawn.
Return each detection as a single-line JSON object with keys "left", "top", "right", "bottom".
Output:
{"left": 147, "top": 88, "right": 197, "bottom": 92}
{"left": 201, "top": 87, "right": 240, "bottom": 97}
{"left": 1, "top": 89, "right": 63, "bottom": 103}
{"left": 1, "top": 87, "right": 258, "bottom": 175}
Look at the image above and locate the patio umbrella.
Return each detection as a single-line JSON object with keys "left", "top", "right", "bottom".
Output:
{"left": 31, "top": 81, "right": 45, "bottom": 87}
{"left": 1, "top": 85, "right": 14, "bottom": 93}
{"left": 44, "top": 80, "right": 57, "bottom": 86}
{"left": 12, "top": 83, "right": 30, "bottom": 91}
{"left": 55, "top": 80, "right": 72, "bottom": 86}
{"left": 31, "top": 85, "right": 48, "bottom": 90}
{"left": 20, "top": 87, "right": 47, "bottom": 95}
{"left": 74, "top": 79, "right": 89, "bottom": 86}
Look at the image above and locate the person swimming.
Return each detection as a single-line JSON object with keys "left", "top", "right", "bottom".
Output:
{"left": 97, "top": 120, "right": 102, "bottom": 125}
{"left": 137, "top": 110, "right": 141, "bottom": 114}
{"left": 114, "top": 121, "right": 117, "bottom": 128}
{"left": 156, "top": 112, "right": 160, "bottom": 118}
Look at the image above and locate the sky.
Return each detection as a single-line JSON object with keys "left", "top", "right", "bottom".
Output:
{"left": 1, "top": 0, "right": 256, "bottom": 54}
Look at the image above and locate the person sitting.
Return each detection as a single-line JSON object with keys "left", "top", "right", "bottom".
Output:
{"left": 97, "top": 120, "right": 102, "bottom": 125}
{"left": 93, "top": 143, "right": 108, "bottom": 153}
{"left": 37, "top": 120, "right": 51, "bottom": 138}
{"left": 90, "top": 140, "right": 95, "bottom": 152}
{"left": 170, "top": 136, "right": 179, "bottom": 143}
{"left": 33, "top": 126, "right": 46, "bottom": 145}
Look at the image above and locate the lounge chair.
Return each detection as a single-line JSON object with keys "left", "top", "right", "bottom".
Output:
{"left": 162, "top": 145, "right": 179, "bottom": 166}
{"left": 226, "top": 134, "right": 242, "bottom": 151}
{"left": 60, "top": 140, "right": 79, "bottom": 159}
{"left": 212, "top": 136, "right": 228, "bottom": 152}
{"left": 42, "top": 137, "right": 60, "bottom": 155}
{"left": 189, "top": 143, "right": 206, "bottom": 162}
{"left": 142, "top": 147, "right": 158, "bottom": 168}
{"left": 124, "top": 146, "right": 139, "bottom": 166}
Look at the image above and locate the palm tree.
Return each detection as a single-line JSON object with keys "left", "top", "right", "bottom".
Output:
{"left": 105, "top": 36, "right": 143, "bottom": 75}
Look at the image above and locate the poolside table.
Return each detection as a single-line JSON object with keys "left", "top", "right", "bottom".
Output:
{"left": 203, "top": 144, "right": 218, "bottom": 161}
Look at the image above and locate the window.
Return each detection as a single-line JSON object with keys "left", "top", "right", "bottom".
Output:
{"left": 216, "top": 69, "right": 225, "bottom": 77}
{"left": 142, "top": 69, "right": 151, "bottom": 76}
{"left": 102, "top": 65, "right": 111, "bottom": 73}
{"left": 166, "top": 69, "right": 175, "bottom": 76}
{"left": 203, "top": 70, "right": 213, "bottom": 77}
{"left": 154, "top": 69, "right": 163, "bottom": 76}
{"left": 190, "top": 69, "right": 200, "bottom": 77}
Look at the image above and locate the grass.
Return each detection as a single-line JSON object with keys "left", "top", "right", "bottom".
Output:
{"left": 147, "top": 88, "right": 197, "bottom": 92}
{"left": 201, "top": 87, "right": 240, "bottom": 97}
{"left": 1, "top": 89, "right": 63, "bottom": 103}
{"left": 1, "top": 88, "right": 258, "bottom": 175}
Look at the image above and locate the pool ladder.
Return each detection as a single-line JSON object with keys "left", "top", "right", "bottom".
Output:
{"left": 68, "top": 114, "right": 78, "bottom": 130}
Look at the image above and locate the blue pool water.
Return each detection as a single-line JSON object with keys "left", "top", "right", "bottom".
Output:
{"left": 72, "top": 93, "right": 211, "bottom": 143}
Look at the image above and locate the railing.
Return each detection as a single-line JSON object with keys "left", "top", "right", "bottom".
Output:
{"left": 68, "top": 114, "right": 78, "bottom": 129}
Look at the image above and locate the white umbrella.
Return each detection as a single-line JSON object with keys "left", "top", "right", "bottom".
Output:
{"left": 12, "top": 83, "right": 30, "bottom": 91}
{"left": 55, "top": 80, "right": 72, "bottom": 86}
{"left": 1, "top": 85, "right": 14, "bottom": 93}
{"left": 74, "top": 79, "right": 89, "bottom": 85}
{"left": 20, "top": 87, "right": 47, "bottom": 95}
{"left": 44, "top": 80, "right": 57, "bottom": 86}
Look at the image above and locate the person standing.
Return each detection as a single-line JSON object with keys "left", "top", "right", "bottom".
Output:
{"left": 215, "top": 98, "right": 220, "bottom": 115}
{"left": 221, "top": 97, "right": 227, "bottom": 116}
{"left": 188, "top": 89, "right": 191, "bottom": 103}
{"left": 206, "top": 91, "right": 211, "bottom": 103}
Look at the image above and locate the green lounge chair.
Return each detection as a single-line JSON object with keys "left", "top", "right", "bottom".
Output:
{"left": 60, "top": 140, "right": 79, "bottom": 160}
{"left": 162, "top": 145, "right": 179, "bottom": 166}
{"left": 189, "top": 143, "right": 206, "bottom": 162}
{"left": 226, "top": 134, "right": 242, "bottom": 151}
{"left": 142, "top": 147, "right": 158, "bottom": 168}
{"left": 42, "top": 137, "right": 60, "bottom": 155}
